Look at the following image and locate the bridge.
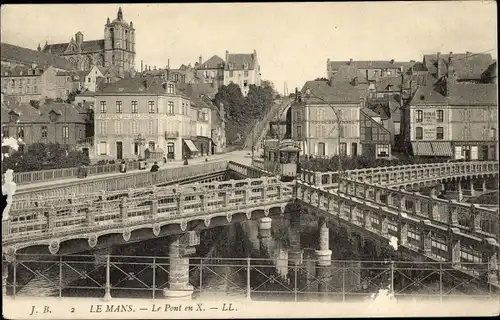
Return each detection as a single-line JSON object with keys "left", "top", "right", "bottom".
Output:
{"left": 2, "top": 158, "right": 499, "bottom": 300}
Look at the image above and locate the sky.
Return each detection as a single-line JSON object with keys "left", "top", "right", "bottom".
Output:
{"left": 1, "top": 2, "right": 497, "bottom": 94}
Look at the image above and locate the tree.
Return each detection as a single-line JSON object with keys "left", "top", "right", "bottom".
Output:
{"left": 65, "top": 89, "right": 82, "bottom": 104}
{"left": 29, "top": 100, "right": 40, "bottom": 109}
{"left": 2, "top": 142, "right": 90, "bottom": 173}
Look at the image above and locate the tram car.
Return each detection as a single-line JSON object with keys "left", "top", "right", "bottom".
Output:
{"left": 262, "top": 139, "right": 301, "bottom": 182}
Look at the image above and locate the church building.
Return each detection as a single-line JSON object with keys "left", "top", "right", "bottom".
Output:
{"left": 40, "top": 7, "right": 136, "bottom": 74}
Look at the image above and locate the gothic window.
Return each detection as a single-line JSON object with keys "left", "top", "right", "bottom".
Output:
{"left": 83, "top": 56, "right": 91, "bottom": 71}
{"left": 68, "top": 57, "right": 77, "bottom": 68}
{"left": 109, "top": 28, "right": 115, "bottom": 48}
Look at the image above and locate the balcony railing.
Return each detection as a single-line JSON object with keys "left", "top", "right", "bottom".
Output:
{"left": 164, "top": 131, "right": 179, "bottom": 138}
{"left": 3, "top": 177, "right": 294, "bottom": 248}
{"left": 76, "top": 137, "right": 94, "bottom": 147}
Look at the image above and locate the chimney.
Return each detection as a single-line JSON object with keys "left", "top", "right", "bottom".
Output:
{"left": 143, "top": 79, "right": 148, "bottom": 88}
{"left": 199, "top": 56, "right": 202, "bottom": 64}
{"left": 37, "top": 43, "right": 41, "bottom": 51}
{"left": 167, "top": 59, "right": 170, "bottom": 69}
{"left": 390, "top": 59, "right": 395, "bottom": 64}
{"left": 141, "top": 60, "right": 143, "bottom": 72}
{"left": 436, "top": 52, "right": 441, "bottom": 79}
{"left": 225, "top": 50, "right": 229, "bottom": 62}
{"left": 149, "top": 66, "right": 151, "bottom": 71}
{"left": 75, "top": 32, "right": 84, "bottom": 44}
{"left": 449, "top": 51, "right": 453, "bottom": 63}
{"left": 348, "top": 58, "right": 353, "bottom": 65}
{"left": 154, "top": 66, "right": 157, "bottom": 70}
{"left": 365, "top": 70, "right": 369, "bottom": 81}
{"left": 466, "top": 51, "right": 471, "bottom": 61}
{"left": 446, "top": 55, "right": 456, "bottom": 97}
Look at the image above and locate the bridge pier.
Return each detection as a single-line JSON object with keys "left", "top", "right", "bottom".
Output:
{"left": 163, "top": 234, "right": 196, "bottom": 300}
{"left": 258, "top": 217, "right": 273, "bottom": 257}
{"left": 315, "top": 217, "right": 332, "bottom": 299}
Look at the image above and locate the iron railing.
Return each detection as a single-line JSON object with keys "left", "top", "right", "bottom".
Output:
{"left": 3, "top": 254, "right": 499, "bottom": 301}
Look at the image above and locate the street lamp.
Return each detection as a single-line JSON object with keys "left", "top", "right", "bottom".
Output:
{"left": 303, "top": 88, "right": 345, "bottom": 178}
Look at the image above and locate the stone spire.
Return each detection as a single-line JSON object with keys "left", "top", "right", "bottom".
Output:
{"left": 117, "top": 7, "right": 123, "bottom": 20}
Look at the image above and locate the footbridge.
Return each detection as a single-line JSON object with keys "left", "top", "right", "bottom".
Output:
{"left": 2, "top": 159, "right": 499, "bottom": 298}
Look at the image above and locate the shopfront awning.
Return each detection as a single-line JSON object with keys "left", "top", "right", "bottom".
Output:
{"left": 184, "top": 139, "right": 199, "bottom": 152}
{"left": 431, "top": 142, "right": 453, "bottom": 157}
{"left": 412, "top": 141, "right": 453, "bottom": 157}
{"left": 412, "top": 142, "right": 433, "bottom": 156}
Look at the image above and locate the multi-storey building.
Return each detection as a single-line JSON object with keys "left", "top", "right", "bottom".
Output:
{"left": 327, "top": 59, "right": 414, "bottom": 82}
{"left": 93, "top": 77, "right": 201, "bottom": 161}
{"left": 422, "top": 51, "right": 495, "bottom": 83}
{"left": 1, "top": 42, "right": 74, "bottom": 71}
{"left": 1, "top": 101, "right": 86, "bottom": 152}
{"left": 290, "top": 80, "right": 392, "bottom": 159}
{"left": 142, "top": 63, "right": 197, "bottom": 85}
{"left": 408, "top": 56, "right": 498, "bottom": 160}
{"left": 41, "top": 7, "right": 136, "bottom": 74}
{"left": 195, "top": 55, "right": 225, "bottom": 88}
{"left": 223, "top": 50, "right": 261, "bottom": 96}
{"left": 1, "top": 65, "right": 71, "bottom": 103}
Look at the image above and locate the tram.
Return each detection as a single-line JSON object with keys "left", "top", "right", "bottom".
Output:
{"left": 262, "top": 139, "right": 301, "bottom": 182}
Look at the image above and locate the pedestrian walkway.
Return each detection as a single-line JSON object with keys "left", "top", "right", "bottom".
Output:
{"left": 15, "top": 151, "right": 250, "bottom": 192}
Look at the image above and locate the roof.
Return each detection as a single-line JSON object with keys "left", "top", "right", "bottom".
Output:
{"left": 423, "top": 52, "right": 494, "bottom": 80}
{"left": 42, "top": 39, "right": 105, "bottom": 55}
{"left": 376, "top": 76, "right": 403, "bottom": 91}
{"left": 177, "top": 83, "right": 218, "bottom": 110}
{"left": 98, "top": 76, "right": 186, "bottom": 97}
{"left": 1, "top": 42, "right": 75, "bottom": 71}
{"left": 226, "top": 53, "right": 256, "bottom": 70}
{"left": 362, "top": 107, "right": 380, "bottom": 118}
{"left": 301, "top": 80, "right": 369, "bottom": 104}
{"left": 201, "top": 55, "right": 225, "bottom": 69}
{"left": 56, "top": 70, "right": 88, "bottom": 81}
{"left": 329, "top": 60, "right": 408, "bottom": 71}
{"left": 331, "top": 65, "right": 368, "bottom": 86}
{"left": 1, "top": 65, "right": 45, "bottom": 77}
{"left": 411, "top": 83, "right": 497, "bottom": 106}
{"left": 1, "top": 102, "right": 85, "bottom": 124}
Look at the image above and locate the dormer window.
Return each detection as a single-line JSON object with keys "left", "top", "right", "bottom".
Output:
{"left": 8, "top": 111, "right": 19, "bottom": 123}
{"left": 229, "top": 63, "right": 234, "bottom": 70}
{"left": 167, "top": 83, "right": 174, "bottom": 94}
{"left": 204, "top": 64, "right": 208, "bottom": 69}
{"left": 49, "top": 110, "right": 61, "bottom": 122}
{"left": 244, "top": 63, "right": 248, "bottom": 69}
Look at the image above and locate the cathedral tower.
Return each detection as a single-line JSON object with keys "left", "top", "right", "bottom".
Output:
{"left": 104, "top": 7, "right": 136, "bottom": 73}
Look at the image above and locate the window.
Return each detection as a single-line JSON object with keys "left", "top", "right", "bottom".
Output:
{"left": 79, "top": 129, "right": 84, "bottom": 139}
{"left": 62, "top": 125, "right": 69, "bottom": 144}
{"left": 318, "top": 142, "right": 326, "bottom": 156}
{"left": 351, "top": 143, "right": 358, "bottom": 156}
{"left": 106, "top": 77, "right": 111, "bottom": 83}
{"left": 41, "top": 126, "right": 48, "bottom": 138}
{"left": 100, "top": 101, "right": 107, "bottom": 113}
{"left": 18, "top": 145, "right": 24, "bottom": 153}
{"left": 115, "top": 121, "right": 123, "bottom": 135}
{"left": 174, "top": 74, "right": 179, "bottom": 81}
{"left": 339, "top": 142, "right": 347, "bottom": 155}
{"left": 365, "top": 127, "right": 372, "bottom": 140}
{"left": 244, "top": 80, "right": 248, "bottom": 87}
{"left": 437, "top": 110, "right": 444, "bottom": 122}
{"left": 88, "top": 77, "right": 91, "bottom": 83}
{"left": 244, "top": 70, "right": 249, "bottom": 77}
{"left": 132, "top": 120, "right": 139, "bottom": 134}
{"left": 148, "top": 101, "right": 155, "bottom": 113}
{"left": 131, "top": 101, "right": 138, "bottom": 113}
{"left": 296, "top": 125, "right": 302, "bottom": 139}
{"left": 295, "top": 111, "right": 302, "bottom": 122}
{"left": 2, "top": 126, "right": 9, "bottom": 138}
{"left": 316, "top": 125, "right": 325, "bottom": 137}
{"left": 204, "top": 71, "right": 208, "bottom": 78}
{"left": 416, "top": 110, "right": 423, "bottom": 122}
{"left": 148, "top": 141, "right": 155, "bottom": 150}
{"left": 437, "top": 127, "right": 444, "bottom": 140}
{"left": 229, "top": 71, "right": 234, "bottom": 77}
{"left": 168, "top": 101, "right": 174, "bottom": 114}
{"left": 416, "top": 127, "right": 423, "bottom": 140}
{"left": 134, "top": 143, "right": 139, "bottom": 155}
{"left": 489, "top": 128, "right": 496, "bottom": 140}
{"left": 99, "top": 121, "right": 107, "bottom": 135}
{"left": 148, "top": 120, "right": 153, "bottom": 135}
{"left": 16, "top": 127, "right": 24, "bottom": 139}
{"left": 377, "top": 144, "right": 390, "bottom": 157}
{"left": 116, "top": 101, "right": 122, "bottom": 113}
{"left": 167, "top": 84, "right": 174, "bottom": 94}
{"left": 99, "top": 141, "right": 107, "bottom": 155}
